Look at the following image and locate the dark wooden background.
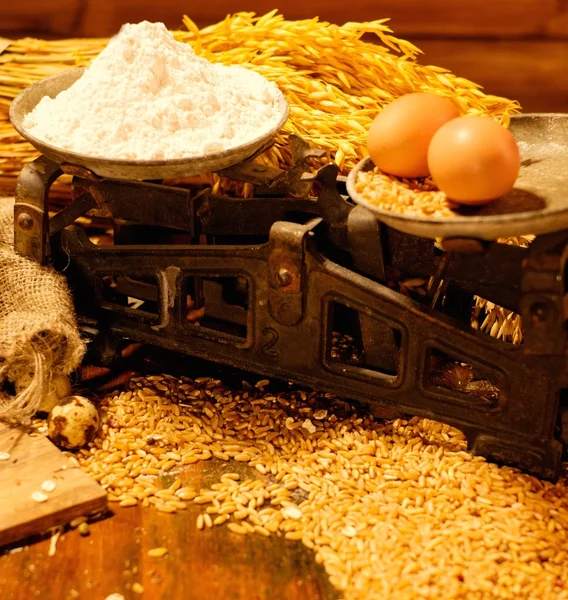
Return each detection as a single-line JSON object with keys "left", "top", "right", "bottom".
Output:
{"left": 0, "top": 1, "right": 567, "bottom": 113}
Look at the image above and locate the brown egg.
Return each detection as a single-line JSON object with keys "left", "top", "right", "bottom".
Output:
{"left": 367, "top": 93, "right": 459, "bottom": 178}
{"left": 427, "top": 116, "right": 521, "bottom": 205}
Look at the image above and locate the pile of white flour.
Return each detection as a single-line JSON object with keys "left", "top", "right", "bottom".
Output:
{"left": 23, "top": 22, "right": 285, "bottom": 161}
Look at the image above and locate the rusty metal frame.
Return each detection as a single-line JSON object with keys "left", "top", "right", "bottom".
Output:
{"left": 13, "top": 147, "right": 568, "bottom": 480}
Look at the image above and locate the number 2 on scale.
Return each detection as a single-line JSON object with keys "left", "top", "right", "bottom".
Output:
{"left": 261, "top": 327, "right": 279, "bottom": 358}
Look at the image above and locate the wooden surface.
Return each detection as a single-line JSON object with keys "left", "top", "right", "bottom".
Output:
{"left": 65, "top": 0, "right": 568, "bottom": 37}
{"left": 0, "top": 458, "right": 338, "bottom": 600}
{"left": 416, "top": 39, "right": 568, "bottom": 114}
{"left": 0, "top": 423, "right": 107, "bottom": 548}
{"left": 2, "top": 0, "right": 568, "bottom": 37}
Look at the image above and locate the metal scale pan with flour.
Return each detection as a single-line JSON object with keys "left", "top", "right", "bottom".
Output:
{"left": 9, "top": 66, "right": 568, "bottom": 481}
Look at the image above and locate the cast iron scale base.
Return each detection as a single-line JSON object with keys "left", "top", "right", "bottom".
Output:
{"left": 12, "top": 127, "right": 568, "bottom": 480}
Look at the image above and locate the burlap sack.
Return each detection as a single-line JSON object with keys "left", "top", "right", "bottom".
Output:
{"left": 0, "top": 197, "right": 85, "bottom": 423}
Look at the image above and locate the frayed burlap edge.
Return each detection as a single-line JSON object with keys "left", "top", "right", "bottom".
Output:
{"left": 0, "top": 197, "right": 86, "bottom": 423}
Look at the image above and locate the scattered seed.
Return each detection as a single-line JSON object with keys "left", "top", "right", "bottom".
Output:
{"left": 281, "top": 505, "right": 303, "bottom": 520}
{"left": 69, "top": 516, "right": 87, "bottom": 528}
{"left": 41, "top": 480, "right": 56, "bottom": 493}
{"left": 302, "top": 419, "right": 316, "bottom": 434}
{"left": 147, "top": 547, "right": 168, "bottom": 558}
{"left": 196, "top": 514, "right": 204, "bottom": 530}
{"left": 194, "top": 495, "right": 213, "bottom": 505}
{"left": 31, "top": 491, "right": 48, "bottom": 503}
{"left": 227, "top": 523, "right": 247, "bottom": 535}
{"left": 131, "top": 582, "right": 144, "bottom": 595}
{"left": 175, "top": 487, "right": 197, "bottom": 501}
{"left": 0, "top": 452, "right": 11, "bottom": 461}
{"left": 78, "top": 522, "right": 90, "bottom": 536}
{"left": 119, "top": 498, "right": 138, "bottom": 507}
{"left": 213, "top": 514, "right": 229, "bottom": 526}
{"left": 254, "top": 525, "right": 271, "bottom": 537}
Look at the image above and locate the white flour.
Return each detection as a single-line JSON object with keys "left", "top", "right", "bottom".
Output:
{"left": 23, "top": 22, "right": 285, "bottom": 160}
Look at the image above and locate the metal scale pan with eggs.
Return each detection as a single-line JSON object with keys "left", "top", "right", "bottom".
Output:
{"left": 9, "top": 69, "right": 568, "bottom": 480}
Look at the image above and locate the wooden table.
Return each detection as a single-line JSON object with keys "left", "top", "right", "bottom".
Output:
{"left": 0, "top": 457, "right": 339, "bottom": 600}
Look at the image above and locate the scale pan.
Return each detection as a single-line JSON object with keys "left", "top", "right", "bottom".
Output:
{"left": 10, "top": 68, "right": 289, "bottom": 181}
{"left": 347, "top": 114, "right": 568, "bottom": 241}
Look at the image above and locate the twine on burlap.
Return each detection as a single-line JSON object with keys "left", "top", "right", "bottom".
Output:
{"left": 0, "top": 197, "right": 85, "bottom": 423}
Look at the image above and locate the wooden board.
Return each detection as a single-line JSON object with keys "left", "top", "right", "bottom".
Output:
{"left": 0, "top": 423, "right": 107, "bottom": 548}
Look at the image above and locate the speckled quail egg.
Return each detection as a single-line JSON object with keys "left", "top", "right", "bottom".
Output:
{"left": 47, "top": 395, "right": 99, "bottom": 449}
{"left": 14, "top": 372, "right": 72, "bottom": 413}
